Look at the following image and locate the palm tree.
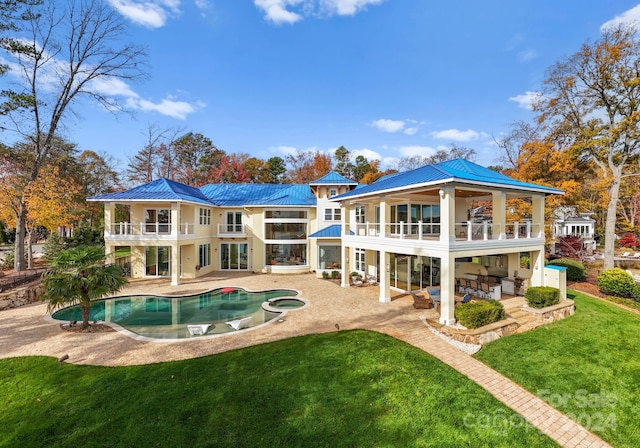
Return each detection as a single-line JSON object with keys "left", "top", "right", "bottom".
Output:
{"left": 42, "top": 246, "right": 127, "bottom": 329}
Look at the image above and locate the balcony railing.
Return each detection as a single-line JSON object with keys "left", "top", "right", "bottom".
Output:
{"left": 217, "top": 223, "right": 247, "bottom": 236}
{"left": 108, "top": 222, "right": 195, "bottom": 236}
{"left": 345, "top": 221, "right": 543, "bottom": 241}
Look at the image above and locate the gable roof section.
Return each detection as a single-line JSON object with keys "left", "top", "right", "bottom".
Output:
{"left": 199, "top": 184, "right": 316, "bottom": 207}
{"left": 88, "top": 178, "right": 214, "bottom": 206}
{"left": 309, "top": 171, "right": 358, "bottom": 186}
{"left": 308, "top": 224, "right": 353, "bottom": 238}
{"left": 333, "top": 158, "right": 564, "bottom": 200}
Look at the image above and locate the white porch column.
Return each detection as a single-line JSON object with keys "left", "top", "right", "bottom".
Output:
{"left": 492, "top": 191, "right": 506, "bottom": 239}
{"left": 171, "top": 244, "right": 180, "bottom": 286}
{"left": 439, "top": 253, "right": 456, "bottom": 325}
{"left": 439, "top": 187, "right": 455, "bottom": 243}
{"left": 379, "top": 196, "right": 390, "bottom": 238}
{"left": 341, "top": 245, "right": 350, "bottom": 288}
{"left": 171, "top": 202, "right": 179, "bottom": 236}
{"left": 529, "top": 249, "right": 544, "bottom": 287}
{"left": 531, "top": 194, "right": 545, "bottom": 238}
{"left": 379, "top": 251, "right": 391, "bottom": 303}
{"left": 104, "top": 201, "right": 115, "bottom": 236}
{"left": 104, "top": 243, "right": 116, "bottom": 265}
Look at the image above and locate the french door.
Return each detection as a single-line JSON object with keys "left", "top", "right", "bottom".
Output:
{"left": 220, "top": 243, "right": 249, "bottom": 270}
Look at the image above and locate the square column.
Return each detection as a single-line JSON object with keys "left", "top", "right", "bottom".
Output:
{"left": 341, "top": 245, "right": 350, "bottom": 288}
{"left": 379, "top": 251, "right": 391, "bottom": 303}
{"left": 531, "top": 195, "right": 545, "bottom": 237}
{"left": 492, "top": 191, "right": 506, "bottom": 239}
{"left": 171, "top": 244, "right": 180, "bottom": 286}
{"left": 439, "top": 253, "right": 456, "bottom": 325}
{"left": 439, "top": 187, "right": 455, "bottom": 243}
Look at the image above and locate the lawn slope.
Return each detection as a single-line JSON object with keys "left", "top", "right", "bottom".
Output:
{"left": 0, "top": 330, "right": 556, "bottom": 448}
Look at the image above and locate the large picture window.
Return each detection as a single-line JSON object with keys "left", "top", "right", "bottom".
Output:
{"left": 318, "top": 245, "right": 341, "bottom": 270}
{"left": 266, "top": 244, "right": 307, "bottom": 266}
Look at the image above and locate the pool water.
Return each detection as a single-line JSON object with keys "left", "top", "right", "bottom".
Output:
{"left": 265, "top": 298, "right": 306, "bottom": 309}
{"left": 51, "top": 287, "right": 298, "bottom": 339}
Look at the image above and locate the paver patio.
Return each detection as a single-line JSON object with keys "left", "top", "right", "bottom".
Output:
{"left": 0, "top": 272, "right": 611, "bottom": 448}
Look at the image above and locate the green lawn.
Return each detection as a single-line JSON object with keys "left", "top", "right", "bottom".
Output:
{"left": 0, "top": 331, "right": 556, "bottom": 448}
{"left": 476, "top": 290, "right": 640, "bottom": 448}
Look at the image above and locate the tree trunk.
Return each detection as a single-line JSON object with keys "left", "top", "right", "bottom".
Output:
{"left": 603, "top": 173, "right": 622, "bottom": 270}
{"left": 80, "top": 302, "right": 90, "bottom": 329}
{"left": 13, "top": 201, "right": 27, "bottom": 272}
{"left": 26, "top": 228, "right": 33, "bottom": 269}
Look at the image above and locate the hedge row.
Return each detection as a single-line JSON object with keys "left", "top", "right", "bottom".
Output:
{"left": 455, "top": 300, "right": 505, "bottom": 329}
{"left": 525, "top": 286, "right": 560, "bottom": 308}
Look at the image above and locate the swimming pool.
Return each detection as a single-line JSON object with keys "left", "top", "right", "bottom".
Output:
{"left": 50, "top": 287, "right": 300, "bottom": 340}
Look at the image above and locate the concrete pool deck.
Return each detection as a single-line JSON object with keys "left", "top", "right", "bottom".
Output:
{"left": 0, "top": 271, "right": 610, "bottom": 448}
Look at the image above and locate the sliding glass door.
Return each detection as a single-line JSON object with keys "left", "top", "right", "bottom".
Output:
{"left": 220, "top": 243, "right": 249, "bottom": 270}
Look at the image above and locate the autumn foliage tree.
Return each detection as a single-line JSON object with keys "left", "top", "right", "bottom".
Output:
{"left": 536, "top": 25, "right": 640, "bottom": 269}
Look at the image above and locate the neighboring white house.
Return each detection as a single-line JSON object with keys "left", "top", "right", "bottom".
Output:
{"left": 553, "top": 207, "right": 597, "bottom": 252}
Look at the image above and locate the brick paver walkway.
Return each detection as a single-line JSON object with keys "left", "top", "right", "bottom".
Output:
{"left": 0, "top": 273, "right": 612, "bottom": 447}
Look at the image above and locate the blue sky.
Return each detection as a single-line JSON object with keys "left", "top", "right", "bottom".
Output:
{"left": 8, "top": 0, "right": 640, "bottom": 171}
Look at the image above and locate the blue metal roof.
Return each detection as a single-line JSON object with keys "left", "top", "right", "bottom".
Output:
{"left": 88, "top": 178, "right": 215, "bottom": 206}
{"left": 308, "top": 224, "right": 353, "bottom": 238}
{"left": 334, "top": 158, "right": 564, "bottom": 200}
{"left": 199, "top": 184, "right": 316, "bottom": 207}
{"left": 309, "top": 171, "right": 357, "bottom": 185}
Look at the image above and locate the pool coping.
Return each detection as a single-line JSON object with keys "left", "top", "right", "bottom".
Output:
{"left": 44, "top": 286, "right": 307, "bottom": 343}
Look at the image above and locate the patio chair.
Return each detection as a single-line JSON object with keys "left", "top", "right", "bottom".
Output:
{"left": 225, "top": 317, "right": 252, "bottom": 331}
{"left": 187, "top": 324, "right": 211, "bottom": 336}
{"left": 622, "top": 252, "right": 631, "bottom": 257}
{"left": 633, "top": 253, "right": 640, "bottom": 259}
{"left": 456, "top": 293, "right": 472, "bottom": 306}
{"left": 425, "top": 287, "right": 441, "bottom": 311}
{"left": 479, "top": 282, "right": 491, "bottom": 299}
{"left": 411, "top": 292, "right": 433, "bottom": 309}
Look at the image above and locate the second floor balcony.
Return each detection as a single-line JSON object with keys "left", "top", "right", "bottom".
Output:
{"left": 107, "top": 222, "right": 196, "bottom": 239}
{"left": 345, "top": 220, "right": 544, "bottom": 244}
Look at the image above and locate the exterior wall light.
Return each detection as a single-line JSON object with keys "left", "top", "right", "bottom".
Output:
{"left": 439, "top": 189, "right": 445, "bottom": 199}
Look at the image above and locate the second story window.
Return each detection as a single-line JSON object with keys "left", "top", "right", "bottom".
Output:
{"left": 199, "top": 208, "right": 211, "bottom": 225}
{"left": 145, "top": 208, "right": 170, "bottom": 234}
{"left": 329, "top": 188, "right": 337, "bottom": 198}
{"left": 355, "top": 206, "right": 366, "bottom": 223}
{"left": 324, "top": 208, "right": 342, "bottom": 221}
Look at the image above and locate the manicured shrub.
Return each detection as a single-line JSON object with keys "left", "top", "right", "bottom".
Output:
{"left": 547, "top": 258, "right": 587, "bottom": 281}
{"left": 525, "top": 286, "right": 560, "bottom": 308}
{"left": 632, "top": 284, "right": 640, "bottom": 302}
{"left": 596, "top": 268, "right": 636, "bottom": 298}
{"left": 322, "top": 271, "right": 329, "bottom": 280}
{"left": 455, "top": 300, "right": 505, "bottom": 329}
{"left": 331, "top": 270, "right": 339, "bottom": 279}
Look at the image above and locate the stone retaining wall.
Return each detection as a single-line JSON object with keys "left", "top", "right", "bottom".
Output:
{"left": 426, "top": 299, "right": 575, "bottom": 346}
{"left": 427, "top": 318, "right": 521, "bottom": 345}
{"left": 0, "top": 281, "right": 44, "bottom": 310}
{"left": 523, "top": 299, "right": 575, "bottom": 322}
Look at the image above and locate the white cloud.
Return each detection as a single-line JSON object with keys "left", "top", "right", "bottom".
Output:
{"left": 351, "top": 148, "right": 382, "bottom": 160}
{"left": 254, "top": 0, "right": 382, "bottom": 24}
{"left": 601, "top": 4, "right": 640, "bottom": 31}
{"left": 195, "top": 0, "right": 209, "bottom": 9}
{"left": 107, "top": 0, "right": 181, "bottom": 28}
{"left": 430, "top": 129, "right": 486, "bottom": 142}
{"left": 125, "top": 97, "right": 200, "bottom": 120}
{"left": 509, "top": 91, "right": 542, "bottom": 110}
{"left": 319, "top": 0, "right": 382, "bottom": 16}
{"left": 404, "top": 127, "right": 418, "bottom": 135}
{"left": 90, "top": 78, "right": 140, "bottom": 98}
{"left": 254, "top": 0, "right": 304, "bottom": 24}
{"left": 399, "top": 145, "right": 437, "bottom": 157}
{"left": 371, "top": 118, "right": 405, "bottom": 133}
